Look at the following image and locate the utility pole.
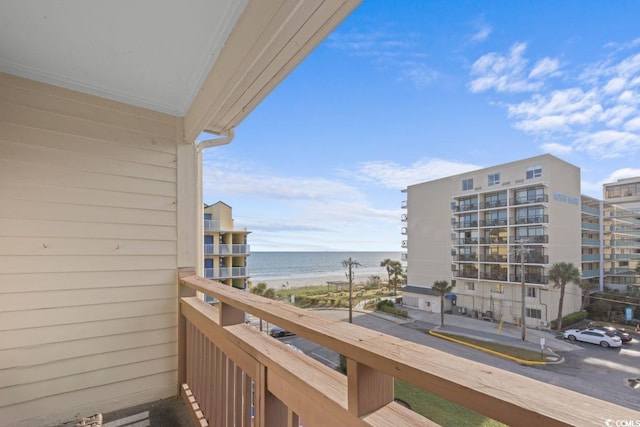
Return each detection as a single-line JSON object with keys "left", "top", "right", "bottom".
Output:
{"left": 342, "top": 257, "right": 361, "bottom": 323}
{"left": 516, "top": 240, "right": 531, "bottom": 342}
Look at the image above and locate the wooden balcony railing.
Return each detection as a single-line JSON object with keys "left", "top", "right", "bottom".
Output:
{"left": 178, "top": 269, "right": 640, "bottom": 427}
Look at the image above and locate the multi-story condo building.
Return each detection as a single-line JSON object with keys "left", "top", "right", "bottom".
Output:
{"left": 402, "top": 154, "right": 583, "bottom": 327}
{"left": 580, "top": 195, "right": 603, "bottom": 292}
{"left": 203, "top": 201, "right": 250, "bottom": 291}
{"left": 602, "top": 177, "right": 640, "bottom": 289}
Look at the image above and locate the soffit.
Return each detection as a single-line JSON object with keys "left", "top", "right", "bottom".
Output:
{"left": 0, "top": 0, "right": 248, "bottom": 116}
{"left": 0, "top": 0, "right": 362, "bottom": 141}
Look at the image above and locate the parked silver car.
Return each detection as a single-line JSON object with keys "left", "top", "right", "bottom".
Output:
{"left": 562, "top": 328, "right": 622, "bottom": 348}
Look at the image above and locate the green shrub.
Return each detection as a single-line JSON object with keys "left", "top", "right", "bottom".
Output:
{"left": 551, "top": 310, "right": 587, "bottom": 330}
{"left": 585, "top": 299, "right": 612, "bottom": 321}
{"left": 376, "top": 299, "right": 394, "bottom": 310}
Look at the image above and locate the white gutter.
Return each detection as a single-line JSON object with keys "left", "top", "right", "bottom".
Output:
{"left": 197, "top": 128, "right": 235, "bottom": 151}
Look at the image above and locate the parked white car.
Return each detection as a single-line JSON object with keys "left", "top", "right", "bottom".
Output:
{"left": 562, "top": 328, "right": 622, "bottom": 348}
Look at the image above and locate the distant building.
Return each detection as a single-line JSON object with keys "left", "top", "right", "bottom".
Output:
{"left": 402, "top": 154, "right": 583, "bottom": 327}
{"left": 401, "top": 155, "right": 640, "bottom": 327}
{"left": 602, "top": 177, "right": 640, "bottom": 289}
{"left": 203, "top": 202, "right": 250, "bottom": 294}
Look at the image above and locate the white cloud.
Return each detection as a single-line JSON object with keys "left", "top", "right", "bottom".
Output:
{"left": 603, "top": 77, "right": 627, "bottom": 94}
{"left": 327, "top": 29, "right": 436, "bottom": 89}
{"left": 529, "top": 58, "right": 561, "bottom": 79}
{"left": 480, "top": 44, "right": 640, "bottom": 159}
{"left": 203, "top": 158, "right": 363, "bottom": 202}
{"left": 399, "top": 63, "right": 438, "bottom": 88}
{"left": 604, "top": 167, "right": 640, "bottom": 182}
{"left": 471, "top": 23, "right": 492, "bottom": 42}
{"left": 469, "top": 42, "right": 556, "bottom": 93}
{"left": 624, "top": 117, "right": 640, "bottom": 131}
{"left": 574, "top": 130, "right": 640, "bottom": 158}
{"left": 345, "top": 158, "right": 482, "bottom": 189}
{"left": 540, "top": 142, "right": 573, "bottom": 155}
{"left": 201, "top": 154, "right": 403, "bottom": 251}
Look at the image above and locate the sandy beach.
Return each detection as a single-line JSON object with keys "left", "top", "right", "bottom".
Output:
{"left": 254, "top": 274, "right": 371, "bottom": 289}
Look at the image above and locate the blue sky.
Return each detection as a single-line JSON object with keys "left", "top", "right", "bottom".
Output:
{"left": 202, "top": 0, "right": 640, "bottom": 252}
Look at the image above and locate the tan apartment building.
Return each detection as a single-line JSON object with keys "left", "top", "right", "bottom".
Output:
{"left": 203, "top": 201, "right": 250, "bottom": 292}
{"left": 402, "top": 154, "right": 583, "bottom": 327}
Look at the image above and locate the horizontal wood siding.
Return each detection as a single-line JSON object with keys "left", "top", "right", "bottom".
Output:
{"left": 0, "top": 73, "right": 180, "bottom": 426}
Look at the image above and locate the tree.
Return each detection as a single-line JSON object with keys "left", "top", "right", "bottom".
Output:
{"left": 549, "top": 262, "right": 582, "bottom": 331}
{"left": 579, "top": 281, "right": 597, "bottom": 310}
{"left": 431, "top": 280, "right": 455, "bottom": 327}
{"left": 380, "top": 258, "right": 395, "bottom": 289}
{"left": 250, "top": 282, "right": 267, "bottom": 296}
{"left": 390, "top": 261, "right": 403, "bottom": 296}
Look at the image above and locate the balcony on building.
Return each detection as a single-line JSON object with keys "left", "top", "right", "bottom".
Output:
{"left": 582, "top": 237, "right": 601, "bottom": 246}
{"left": 453, "top": 220, "right": 478, "bottom": 229}
{"left": 511, "top": 214, "right": 549, "bottom": 225}
{"left": 512, "top": 234, "right": 549, "bottom": 244}
{"left": 582, "top": 253, "right": 601, "bottom": 262}
{"left": 510, "top": 193, "right": 549, "bottom": 206}
{"left": 510, "top": 273, "right": 549, "bottom": 285}
{"left": 454, "top": 237, "right": 479, "bottom": 245}
{"left": 479, "top": 199, "right": 508, "bottom": 210}
{"left": 582, "top": 269, "right": 601, "bottom": 278}
{"left": 204, "top": 243, "right": 251, "bottom": 256}
{"left": 581, "top": 221, "right": 600, "bottom": 231}
{"left": 479, "top": 254, "right": 508, "bottom": 263}
{"left": 581, "top": 204, "right": 600, "bottom": 216}
{"left": 479, "top": 218, "right": 508, "bottom": 227}
{"left": 480, "top": 270, "right": 508, "bottom": 281}
{"left": 204, "top": 266, "right": 249, "bottom": 280}
{"left": 203, "top": 219, "right": 222, "bottom": 231}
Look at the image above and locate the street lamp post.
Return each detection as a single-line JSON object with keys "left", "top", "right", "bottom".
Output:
{"left": 516, "top": 240, "right": 530, "bottom": 342}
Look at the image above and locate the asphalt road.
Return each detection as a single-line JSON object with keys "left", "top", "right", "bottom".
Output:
{"left": 262, "top": 309, "right": 640, "bottom": 413}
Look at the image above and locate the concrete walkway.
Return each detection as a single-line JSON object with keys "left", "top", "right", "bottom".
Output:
{"left": 355, "top": 303, "right": 578, "bottom": 357}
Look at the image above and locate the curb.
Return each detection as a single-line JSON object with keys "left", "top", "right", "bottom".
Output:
{"left": 428, "top": 329, "right": 563, "bottom": 365}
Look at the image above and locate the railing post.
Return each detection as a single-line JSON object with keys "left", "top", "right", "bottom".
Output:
{"left": 346, "top": 358, "right": 394, "bottom": 417}
{"left": 178, "top": 268, "right": 196, "bottom": 395}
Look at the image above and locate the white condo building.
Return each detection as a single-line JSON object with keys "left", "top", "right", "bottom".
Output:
{"left": 402, "top": 154, "right": 584, "bottom": 327}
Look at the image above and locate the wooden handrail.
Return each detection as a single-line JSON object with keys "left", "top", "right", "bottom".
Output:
{"left": 179, "top": 272, "right": 640, "bottom": 426}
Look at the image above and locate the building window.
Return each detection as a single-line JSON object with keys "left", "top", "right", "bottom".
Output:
{"left": 462, "top": 178, "right": 473, "bottom": 191}
{"left": 526, "top": 287, "right": 537, "bottom": 298}
{"left": 465, "top": 281, "right": 475, "bottom": 291}
{"left": 491, "top": 284, "right": 504, "bottom": 294}
{"left": 526, "top": 308, "right": 542, "bottom": 319}
{"left": 526, "top": 165, "right": 542, "bottom": 179}
{"left": 488, "top": 173, "right": 500, "bottom": 186}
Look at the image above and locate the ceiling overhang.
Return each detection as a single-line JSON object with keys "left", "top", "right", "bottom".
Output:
{"left": 0, "top": 0, "right": 361, "bottom": 142}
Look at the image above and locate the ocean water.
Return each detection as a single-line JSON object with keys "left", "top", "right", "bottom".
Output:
{"left": 248, "top": 251, "right": 402, "bottom": 283}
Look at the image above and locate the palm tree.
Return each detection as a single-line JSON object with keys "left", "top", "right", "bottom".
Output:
{"left": 432, "top": 280, "right": 455, "bottom": 327}
{"left": 549, "top": 262, "right": 581, "bottom": 331}
{"left": 380, "top": 258, "right": 394, "bottom": 290}
{"left": 389, "top": 260, "right": 403, "bottom": 296}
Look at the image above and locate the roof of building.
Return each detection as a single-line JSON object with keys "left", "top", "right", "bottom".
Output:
{"left": 402, "top": 286, "right": 441, "bottom": 296}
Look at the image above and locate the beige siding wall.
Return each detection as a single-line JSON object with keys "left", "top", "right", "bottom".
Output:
{"left": 0, "top": 73, "right": 180, "bottom": 426}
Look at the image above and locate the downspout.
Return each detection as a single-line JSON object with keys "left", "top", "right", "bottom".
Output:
{"left": 197, "top": 128, "right": 235, "bottom": 151}
{"left": 539, "top": 288, "right": 548, "bottom": 327}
